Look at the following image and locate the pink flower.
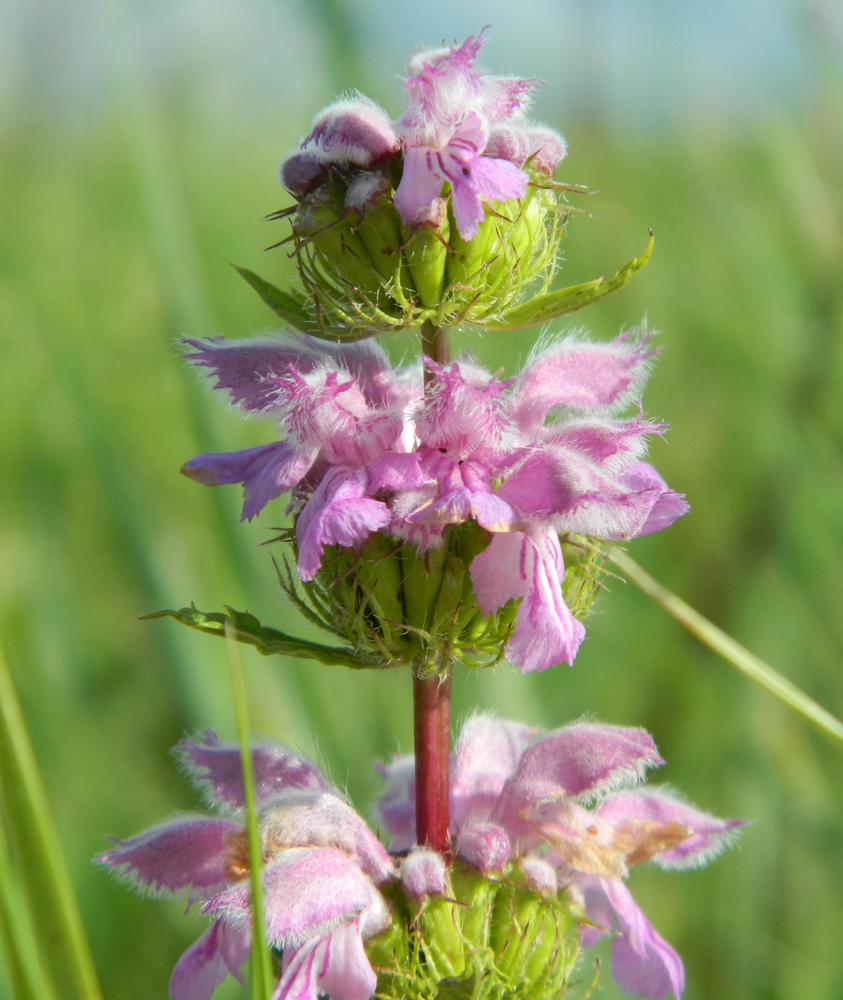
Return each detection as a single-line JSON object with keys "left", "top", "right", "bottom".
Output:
{"left": 375, "top": 714, "right": 745, "bottom": 999}
{"left": 393, "top": 31, "right": 540, "bottom": 238}
{"left": 97, "top": 732, "right": 394, "bottom": 1000}
{"left": 182, "top": 328, "right": 686, "bottom": 672}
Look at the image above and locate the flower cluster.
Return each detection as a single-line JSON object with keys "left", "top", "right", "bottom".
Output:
{"left": 97, "top": 732, "right": 394, "bottom": 1000}
{"left": 98, "top": 719, "right": 743, "bottom": 1000}
{"left": 273, "top": 30, "right": 575, "bottom": 335}
{"left": 182, "top": 329, "right": 686, "bottom": 672}
{"left": 282, "top": 29, "right": 564, "bottom": 241}
{"left": 378, "top": 714, "right": 745, "bottom": 999}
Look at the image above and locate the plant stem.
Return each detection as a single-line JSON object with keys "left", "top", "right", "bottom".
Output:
{"left": 413, "top": 320, "right": 452, "bottom": 853}
{"left": 609, "top": 549, "right": 843, "bottom": 751}
{"left": 413, "top": 669, "right": 452, "bottom": 853}
{"left": 422, "top": 318, "right": 450, "bottom": 375}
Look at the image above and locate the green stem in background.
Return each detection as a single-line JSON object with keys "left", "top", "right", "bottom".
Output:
{"left": 414, "top": 321, "right": 453, "bottom": 853}
{"left": 224, "top": 626, "right": 274, "bottom": 1000}
{"left": 0, "top": 640, "right": 103, "bottom": 1000}
{"left": 609, "top": 549, "right": 843, "bottom": 751}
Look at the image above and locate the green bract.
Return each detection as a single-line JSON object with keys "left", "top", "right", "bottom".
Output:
{"left": 367, "top": 863, "right": 582, "bottom": 1000}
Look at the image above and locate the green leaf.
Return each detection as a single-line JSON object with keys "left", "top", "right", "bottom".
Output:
{"left": 0, "top": 641, "right": 104, "bottom": 1000}
{"left": 486, "top": 231, "right": 654, "bottom": 331}
{"left": 232, "top": 265, "right": 313, "bottom": 330}
{"left": 144, "top": 605, "right": 387, "bottom": 670}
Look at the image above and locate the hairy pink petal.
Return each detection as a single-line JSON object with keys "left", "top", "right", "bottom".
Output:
{"left": 450, "top": 714, "right": 536, "bottom": 828}
{"left": 204, "top": 847, "right": 377, "bottom": 946}
{"left": 393, "top": 145, "right": 448, "bottom": 225}
{"left": 97, "top": 816, "right": 241, "bottom": 898}
{"left": 512, "top": 335, "right": 655, "bottom": 430}
{"left": 316, "top": 921, "right": 380, "bottom": 1000}
{"left": 485, "top": 123, "right": 567, "bottom": 175}
{"left": 174, "top": 731, "right": 330, "bottom": 810}
{"left": 493, "top": 722, "right": 663, "bottom": 838}
{"left": 373, "top": 755, "right": 416, "bottom": 853}
{"left": 581, "top": 877, "right": 684, "bottom": 998}
{"left": 296, "top": 468, "right": 390, "bottom": 580}
{"left": 258, "top": 789, "right": 394, "bottom": 885}
{"left": 595, "top": 789, "right": 746, "bottom": 869}
{"left": 169, "top": 921, "right": 249, "bottom": 1000}
{"left": 182, "top": 441, "right": 316, "bottom": 521}
{"left": 505, "top": 531, "right": 585, "bottom": 672}
{"left": 275, "top": 937, "right": 326, "bottom": 1000}
{"left": 183, "top": 335, "right": 395, "bottom": 412}
{"left": 620, "top": 462, "right": 689, "bottom": 536}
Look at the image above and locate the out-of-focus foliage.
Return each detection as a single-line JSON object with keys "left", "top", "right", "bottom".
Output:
{"left": 1, "top": 4, "right": 842, "bottom": 999}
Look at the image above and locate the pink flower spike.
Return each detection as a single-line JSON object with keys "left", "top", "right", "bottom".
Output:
{"left": 96, "top": 816, "right": 241, "bottom": 899}
{"left": 594, "top": 789, "right": 747, "bottom": 870}
{"left": 174, "top": 730, "right": 330, "bottom": 811}
{"left": 169, "top": 921, "right": 250, "bottom": 1000}
{"left": 301, "top": 97, "right": 399, "bottom": 167}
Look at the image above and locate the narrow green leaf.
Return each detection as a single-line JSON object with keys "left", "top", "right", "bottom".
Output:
{"left": 144, "top": 605, "right": 386, "bottom": 670}
{"left": 232, "top": 265, "right": 312, "bottom": 330}
{"left": 0, "top": 641, "right": 104, "bottom": 1000}
{"left": 486, "top": 231, "right": 654, "bottom": 331}
{"left": 224, "top": 627, "right": 274, "bottom": 1000}
{"left": 609, "top": 549, "right": 843, "bottom": 751}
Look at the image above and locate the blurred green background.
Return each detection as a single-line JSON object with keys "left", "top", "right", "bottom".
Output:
{"left": 1, "top": 0, "right": 842, "bottom": 998}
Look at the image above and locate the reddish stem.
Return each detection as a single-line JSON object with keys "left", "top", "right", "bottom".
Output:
{"left": 413, "top": 320, "right": 452, "bottom": 853}
{"left": 413, "top": 670, "right": 452, "bottom": 853}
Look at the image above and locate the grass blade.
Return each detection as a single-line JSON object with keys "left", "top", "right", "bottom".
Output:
{"left": 609, "top": 549, "right": 843, "bottom": 751}
{"left": 224, "top": 625, "right": 274, "bottom": 1000}
{"left": 0, "top": 641, "right": 104, "bottom": 1000}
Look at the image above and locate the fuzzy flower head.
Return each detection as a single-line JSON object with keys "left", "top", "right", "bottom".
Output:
{"left": 97, "top": 732, "right": 394, "bottom": 1000}
{"left": 375, "top": 714, "right": 746, "bottom": 999}
{"left": 181, "top": 328, "right": 687, "bottom": 674}
{"left": 271, "top": 30, "right": 577, "bottom": 336}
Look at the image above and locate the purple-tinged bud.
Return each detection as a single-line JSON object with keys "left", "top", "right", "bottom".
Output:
{"left": 279, "top": 152, "right": 326, "bottom": 197}
{"left": 519, "top": 856, "right": 558, "bottom": 896}
{"left": 400, "top": 848, "right": 448, "bottom": 898}
{"left": 454, "top": 820, "right": 511, "bottom": 874}
{"left": 302, "top": 97, "right": 399, "bottom": 168}
{"left": 485, "top": 123, "right": 567, "bottom": 177}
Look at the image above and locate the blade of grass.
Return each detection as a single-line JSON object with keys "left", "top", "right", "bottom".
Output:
{"left": 0, "top": 811, "right": 59, "bottom": 1000}
{"left": 609, "top": 549, "right": 843, "bottom": 751}
{"left": 224, "top": 624, "right": 274, "bottom": 1000}
{"left": 0, "top": 640, "right": 104, "bottom": 999}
